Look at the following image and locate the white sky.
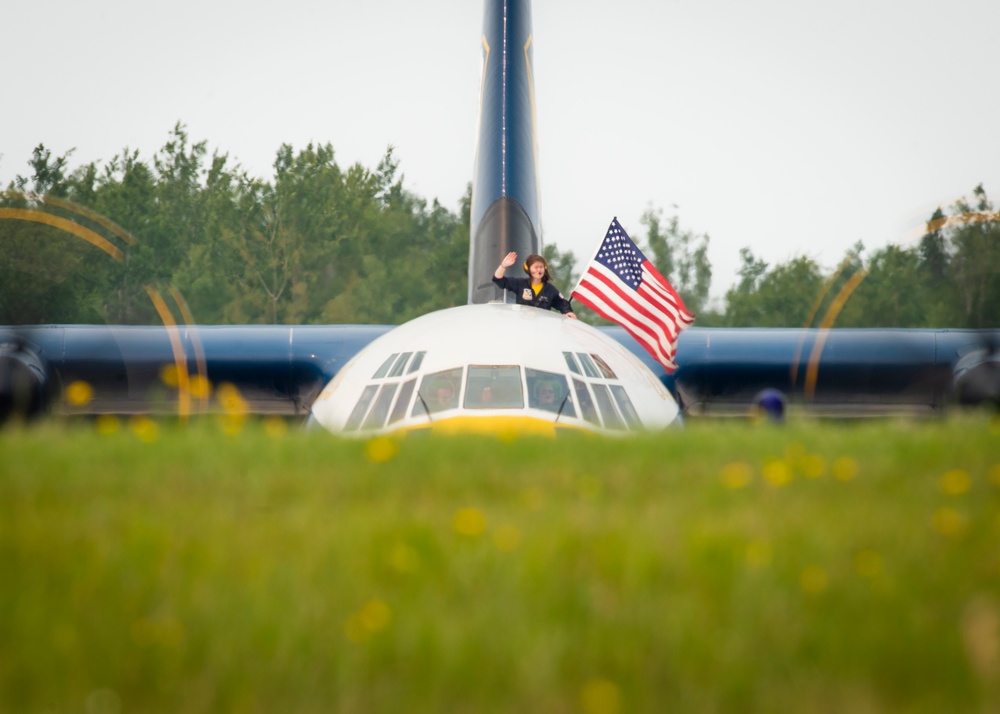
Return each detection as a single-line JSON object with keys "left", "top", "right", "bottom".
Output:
{"left": 3, "top": 0, "right": 998, "bottom": 305}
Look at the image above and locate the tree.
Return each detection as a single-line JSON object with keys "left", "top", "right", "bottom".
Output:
{"left": 19, "top": 133, "right": 996, "bottom": 331}
{"left": 542, "top": 242, "right": 579, "bottom": 298}
{"left": 919, "top": 207, "right": 948, "bottom": 283}
{"left": 947, "top": 185, "right": 1000, "bottom": 328}
{"left": 723, "top": 254, "right": 824, "bottom": 326}
{"left": 82, "top": 149, "right": 160, "bottom": 323}
{"left": 0, "top": 147, "right": 108, "bottom": 323}
{"left": 639, "top": 207, "right": 711, "bottom": 315}
{"left": 14, "top": 145, "right": 73, "bottom": 197}
{"left": 839, "top": 245, "right": 925, "bottom": 327}
{"left": 734, "top": 247, "right": 768, "bottom": 294}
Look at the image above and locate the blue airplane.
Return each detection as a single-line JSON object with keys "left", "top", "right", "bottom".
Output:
{"left": 1, "top": 0, "right": 998, "bottom": 430}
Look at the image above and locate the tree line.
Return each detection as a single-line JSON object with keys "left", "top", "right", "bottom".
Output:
{"left": 2, "top": 126, "right": 997, "bottom": 329}
{"left": 1, "top": 126, "right": 467, "bottom": 327}
{"left": 712, "top": 184, "right": 999, "bottom": 329}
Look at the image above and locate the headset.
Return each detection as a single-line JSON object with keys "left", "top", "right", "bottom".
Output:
{"left": 523, "top": 255, "right": 551, "bottom": 281}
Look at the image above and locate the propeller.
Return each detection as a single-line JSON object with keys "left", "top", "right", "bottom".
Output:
{"left": 952, "top": 332, "right": 1000, "bottom": 409}
{"left": 0, "top": 332, "right": 53, "bottom": 424}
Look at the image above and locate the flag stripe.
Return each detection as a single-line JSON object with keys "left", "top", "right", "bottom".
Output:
{"left": 575, "top": 279, "right": 673, "bottom": 362}
{"left": 573, "top": 282, "right": 678, "bottom": 369}
{"left": 639, "top": 260, "right": 694, "bottom": 325}
{"left": 579, "top": 265, "right": 684, "bottom": 342}
{"left": 637, "top": 280, "right": 690, "bottom": 333}
{"left": 640, "top": 264, "right": 695, "bottom": 326}
{"left": 639, "top": 275, "right": 695, "bottom": 328}
{"left": 574, "top": 276, "right": 679, "bottom": 367}
{"left": 573, "top": 286, "right": 677, "bottom": 369}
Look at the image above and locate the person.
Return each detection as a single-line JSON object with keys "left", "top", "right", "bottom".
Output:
{"left": 535, "top": 381, "right": 558, "bottom": 409}
{"left": 430, "top": 382, "right": 455, "bottom": 412}
{"left": 493, "top": 252, "right": 577, "bottom": 318}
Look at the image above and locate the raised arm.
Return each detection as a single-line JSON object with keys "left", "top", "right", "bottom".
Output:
{"left": 494, "top": 251, "right": 518, "bottom": 279}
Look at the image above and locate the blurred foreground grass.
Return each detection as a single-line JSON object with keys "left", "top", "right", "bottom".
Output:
{"left": 2, "top": 415, "right": 1000, "bottom": 713}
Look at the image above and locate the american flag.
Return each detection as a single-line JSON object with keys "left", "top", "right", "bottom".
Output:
{"left": 571, "top": 218, "right": 695, "bottom": 372}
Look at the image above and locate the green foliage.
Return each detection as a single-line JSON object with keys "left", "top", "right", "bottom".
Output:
{"left": 948, "top": 185, "right": 1000, "bottom": 328}
{"left": 542, "top": 241, "right": 579, "bottom": 295}
{"left": 1, "top": 130, "right": 470, "bottom": 326}
{"left": 840, "top": 245, "right": 925, "bottom": 327}
{"left": 639, "top": 207, "right": 711, "bottom": 316}
{"left": 2, "top": 416, "right": 999, "bottom": 712}
{"left": 2, "top": 132, "right": 995, "bottom": 328}
{"left": 723, "top": 252, "right": 825, "bottom": 327}
{"left": 720, "top": 187, "right": 999, "bottom": 327}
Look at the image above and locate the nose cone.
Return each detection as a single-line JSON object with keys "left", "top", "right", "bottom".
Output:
{"left": 310, "top": 303, "right": 680, "bottom": 436}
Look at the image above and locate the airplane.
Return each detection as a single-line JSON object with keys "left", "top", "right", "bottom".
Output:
{"left": 1, "top": 0, "right": 998, "bottom": 433}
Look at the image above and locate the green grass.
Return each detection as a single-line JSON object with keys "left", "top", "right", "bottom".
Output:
{"left": 2, "top": 416, "right": 1000, "bottom": 713}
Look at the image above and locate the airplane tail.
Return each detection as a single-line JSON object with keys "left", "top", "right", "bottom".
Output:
{"left": 468, "top": 0, "right": 542, "bottom": 304}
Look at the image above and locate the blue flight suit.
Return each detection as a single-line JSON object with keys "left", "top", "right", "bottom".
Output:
{"left": 492, "top": 276, "right": 574, "bottom": 314}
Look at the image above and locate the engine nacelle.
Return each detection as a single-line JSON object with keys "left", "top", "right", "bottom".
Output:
{"left": 0, "top": 337, "right": 52, "bottom": 424}
{"left": 952, "top": 346, "right": 1000, "bottom": 409}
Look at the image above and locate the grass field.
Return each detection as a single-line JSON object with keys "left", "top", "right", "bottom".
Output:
{"left": 2, "top": 415, "right": 1000, "bottom": 713}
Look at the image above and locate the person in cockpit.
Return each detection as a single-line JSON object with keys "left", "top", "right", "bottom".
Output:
{"left": 493, "top": 252, "right": 578, "bottom": 318}
{"left": 534, "top": 380, "right": 559, "bottom": 410}
{"left": 428, "top": 381, "right": 457, "bottom": 412}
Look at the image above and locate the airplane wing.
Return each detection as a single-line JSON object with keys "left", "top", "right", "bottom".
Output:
{"left": 1, "top": 324, "right": 391, "bottom": 421}
{"left": 4, "top": 321, "right": 997, "bottom": 424}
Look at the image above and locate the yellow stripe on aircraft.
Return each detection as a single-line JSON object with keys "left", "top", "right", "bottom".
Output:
{"left": 402, "top": 414, "right": 589, "bottom": 437}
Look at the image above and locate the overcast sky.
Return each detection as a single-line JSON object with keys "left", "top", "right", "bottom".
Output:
{"left": 3, "top": 0, "right": 998, "bottom": 305}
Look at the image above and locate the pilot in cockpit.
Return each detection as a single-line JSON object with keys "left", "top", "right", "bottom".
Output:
{"left": 536, "top": 381, "right": 557, "bottom": 407}
{"left": 493, "top": 252, "right": 577, "bottom": 318}
{"left": 428, "top": 381, "right": 456, "bottom": 412}
{"left": 532, "top": 379, "right": 565, "bottom": 413}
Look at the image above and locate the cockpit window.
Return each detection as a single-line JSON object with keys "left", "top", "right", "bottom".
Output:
{"left": 388, "top": 378, "right": 416, "bottom": 425}
{"left": 372, "top": 354, "right": 398, "bottom": 379}
{"left": 609, "top": 385, "right": 641, "bottom": 429}
{"left": 591, "top": 384, "right": 625, "bottom": 430}
{"left": 562, "top": 351, "right": 581, "bottom": 375}
{"left": 387, "top": 352, "right": 412, "bottom": 378}
{"left": 590, "top": 354, "right": 617, "bottom": 379}
{"left": 407, "top": 351, "right": 426, "bottom": 373}
{"left": 572, "top": 378, "right": 599, "bottom": 424}
{"left": 345, "top": 384, "right": 380, "bottom": 430}
{"left": 465, "top": 366, "right": 523, "bottom": 408}
{"left": 576, "top": 353, "right": 601, "bottom": 378}
{"left": 526, "top": 368, "right": 575, "bottom": 417}
{"left": 413, "top": 367, "right": 463, "bottom": 416}
{"left": 362, "top": 383, "right": 398, "bottom": 430}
